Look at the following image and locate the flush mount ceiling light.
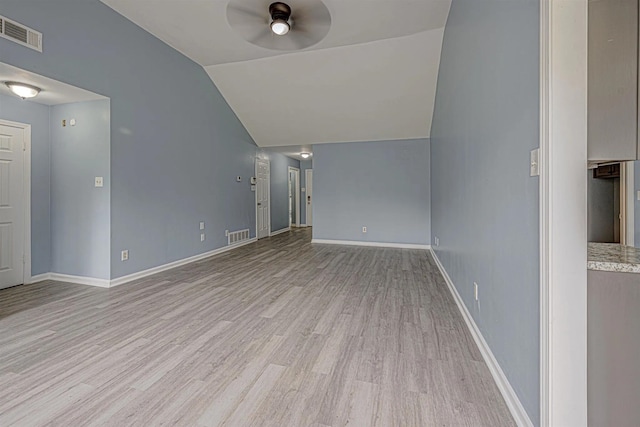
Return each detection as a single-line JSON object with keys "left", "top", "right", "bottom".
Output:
{"left": 5, "top": 81, "right": 41, "bottom": 99}
{"left": 269, "top": 2, "right": 291, "bottom": 36}
{"left": 300, "top": 152, "right": 311, "bottom": 159}
{"left": 227, "top": 0, "right": 331, "bottom": 51}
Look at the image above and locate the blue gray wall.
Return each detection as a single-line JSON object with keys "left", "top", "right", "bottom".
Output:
{"left": 0, "top": 0, "right": 258, "bottom": 279}
{"left": 0, "top": 93, "right": 51, "bottom": 276}
{"left": 269, "top": 153, "right": 300, "bottom": 233}
{"left": 313, "top": 139, "right": 430, "bottom": 245}
{"left": 430, "top": 0, "right": 540, "bottom": 424}
{"left": 300, "top": 159, "right": 312, "bottom": 225}
{"left": 50, "top": 100, "right": 110, "bottom": 279}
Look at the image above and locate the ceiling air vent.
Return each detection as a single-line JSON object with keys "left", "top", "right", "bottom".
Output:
{"left": 0, "top": 15, "right": 42, "bottom": 52}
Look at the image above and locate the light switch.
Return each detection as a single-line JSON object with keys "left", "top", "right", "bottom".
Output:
{"left": 200, "top": 221, "right": 205, "bottom": 230}
{"left": 70, "top": 118, "right": 76, "bottom": 126}
{"left": 95, "top": 177, "right": 104, "bottom": 187}
{"left": 637, "top": 190, "right": 640, "bottom": 201}
{"left": 530, "top": 148, "right": 540, "bottom": 177}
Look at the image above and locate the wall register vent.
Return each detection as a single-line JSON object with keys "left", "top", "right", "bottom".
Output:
{"left": 0, "top": 15, "right": 42, "bottom": 52}
{"left": 228, "top": 229, "right": 250, "bottom": 246}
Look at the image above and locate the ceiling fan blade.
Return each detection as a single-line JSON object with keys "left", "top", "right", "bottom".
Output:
{"left": 226, "top": 3, "right": 268, "bottom": 21}
{"left": 292, "top": 2, "right": 332, "bottom": 27}
{"left": 247, "top": 27, "right": 275, "bottom": 45}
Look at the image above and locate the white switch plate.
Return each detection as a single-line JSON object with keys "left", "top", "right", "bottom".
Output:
{"left": 70, "top": 118, "right": 76, "bottom": 126}
{"left": 121, "top": 250, "right": 129, "bottom": 261}
{"left": 95, "top": 177, "right": 104, "bottom": 187}
{"left": 200, "top": 222, "right": 205, "bottom": 230}
{"left": 474, "top": 282, "right": 479, "bottom": 301}
{"left": 200, "top": 233, "right": 205, "bottom": 242}
{"left": 236, "top": 176, "right": 242, "bottom": 182}
{"left": 434, "top": 236, "right": 439, "bottom": 247}
{"left": 362, "top": 226, "right": 367, "bottom": 233}
{"left": 637, "top": 190, "right": 640, "bottom": 201}
{"left": 530, "top": 148, "right": 540, "bottom": 177}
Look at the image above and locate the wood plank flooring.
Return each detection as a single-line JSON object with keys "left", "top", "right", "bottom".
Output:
{"left": 0, "top": 228, "right": 514, "bottom": 426}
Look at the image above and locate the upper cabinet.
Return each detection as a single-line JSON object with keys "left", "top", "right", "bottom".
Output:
{"left": 588, "top": 0, "right": 639, "bottom": 162}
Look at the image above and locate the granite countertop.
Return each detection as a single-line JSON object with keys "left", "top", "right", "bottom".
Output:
{"left": 588, "top": 242, "right": 640, "bottom": 273}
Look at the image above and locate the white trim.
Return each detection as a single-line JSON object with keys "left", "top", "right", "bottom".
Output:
{"left": 430, "top": 249, "right": 533, "bottom": 427}
{"left": 288, "top": 166, "right": 300, "bottom": 228}
{"left": 0, "top": 119, "right": 32, "bottom": 287}
{"left": 30, "top": 238, "right": 257, "bottom": 288}
{"left": 540, "top": 0, "right": 588, "bottom": 425}
{"left": 312, "top": 239, "right": 430, "bottom": 250}
{"left": 30, "top": 273, "right": 51, "bottom": 283}
{"left": 49, "top": 273, "right": 110, "bottom": 288}
{"left": 270, "top": 227, "right": 290, "bottom": 237}
{"left": 109, "top": 238, "right": 257, "bottom": 287}
{"left": 299, "top": 224, "right": 308, "bottom": 228}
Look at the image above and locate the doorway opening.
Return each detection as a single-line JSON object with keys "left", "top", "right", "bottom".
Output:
{"left": 288, "top": 166, "right": 300, "bottom": 228}
{"left": 305, "top": 168, "right": 313, "bottom": 227}
{"left": 256, "top": 158, "right": 270, "bottom": 239}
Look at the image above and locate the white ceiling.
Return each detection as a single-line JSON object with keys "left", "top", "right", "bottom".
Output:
{"left": 266, "top": 144, "right": 314, "bottom": 161}
{"left": 0, "top": 62, "right": 107, "bottom": 106}
{"left": 101, "top": 0, "right": 451, "bottom": 146}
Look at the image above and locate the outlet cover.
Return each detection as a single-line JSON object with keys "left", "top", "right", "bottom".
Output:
{"left": 200, "top": 233, "right": 205, "bottom": 242}
{"left": 362, "top": 226, "right": 367, "bottom": 233}
{"left": 95, "top": 177, "right": 104, "bottom": 187}
{"left": 121, "top": 250, "right": 129, "bottom": 261}
{"left": 200, "top": 222, "right": 205, "bottom": 230}
{"left": 474, "top": 282, "right": 479, "bottom": 301}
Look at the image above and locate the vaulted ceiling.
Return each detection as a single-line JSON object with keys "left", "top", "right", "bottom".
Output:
{"left": 101, "top": 0, "right": 451, "bottom": 147}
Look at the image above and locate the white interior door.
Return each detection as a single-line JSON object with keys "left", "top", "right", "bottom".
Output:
{"left": 256, "top": 159, "right": 270, "bottom": 239}
{"left": 0, "top": 124, "right": 25, "bottom": 290}
{"left": 305, "top": 169, "right": 313, "bottom": 226}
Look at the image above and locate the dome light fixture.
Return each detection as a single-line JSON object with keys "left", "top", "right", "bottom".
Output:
{"left": 269, "top": 2, "right": 291, "bottom": 36}
{"left": 5, "top": 81, "right": 41, "bottom": 99}
{"left": 300, "top": 152, "right": 311, "bottom": 159}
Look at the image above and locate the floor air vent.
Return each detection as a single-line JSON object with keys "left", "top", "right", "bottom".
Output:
{"left": 0, "top": 15, "right": 42, "bottom": 52}
{"left": 228, "top": 229, "right": 250, "bottom": 245}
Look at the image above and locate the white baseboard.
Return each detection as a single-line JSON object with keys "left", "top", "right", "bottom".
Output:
{"left": 299, "top": 224, "right": 308, "bottom": 228}
{"left": 312, "top": 239, "right": 430, "bottom": 250}
{"left": 30, "top": 238, "right": 257, "bottom": 289}
{"left": 110, "top": 238, "right": 257, "bottom": 287}
{"left": 429, "top": 249, "right": 533, "bottom": 427}
{"left": 269, "top": 227, "right": 290, "bottom": 237}
{"left": 29, "top": 273, "right": 51, "bottom": 283}
{"left": 48, "top": 273, "right": 111, "bottom": 288}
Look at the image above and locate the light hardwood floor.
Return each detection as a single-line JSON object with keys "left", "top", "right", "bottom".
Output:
{"left": 0, "top": 228, "right": 514, "bottom": 426}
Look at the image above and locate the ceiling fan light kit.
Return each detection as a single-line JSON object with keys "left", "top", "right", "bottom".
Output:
{"left": 269, "top": 2, "right": 291, "bottom": 35}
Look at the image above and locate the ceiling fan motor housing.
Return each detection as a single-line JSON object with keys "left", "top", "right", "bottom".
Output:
{"left": 269, "top": 2, "right": 292, "bottom": 22}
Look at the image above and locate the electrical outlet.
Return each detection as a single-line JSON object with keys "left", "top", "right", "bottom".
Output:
{"left": 362, "top": 226, "right": 367, "bottom": 233}
{"left": 200, "top": 233, "right": 205, "bottom": 242}
{"left": 474, "top": 282, "right": 479, "bottom": 301}
{"left": 200, "top": 221, "right": 205, "bottom": 230}
{"left": 121, "top": 250, "right": 129, "bottom": 261}
{"left": 434, "top": 236, "right": 439, "bottom": 247}
{"left": 95, "top": 177, "right": 104, "bottom": 188}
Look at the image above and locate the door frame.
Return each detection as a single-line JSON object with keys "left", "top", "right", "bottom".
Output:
{"left": 539, "top": 1, "right": 588, "bottom": 425}
{"left": 255, "top": 157, "right": 271, "bottom": 239}
{"left": 622, "top": 161, "right": 635, "bottom": 246}
{"left": 0, "top": 119, "right": 32, "bottom": 286}
{"left": 305, "top": 169, "right": 313, "bottom": 227}
{"left": 288, "top": 166, "right": 300, "bottom": 227}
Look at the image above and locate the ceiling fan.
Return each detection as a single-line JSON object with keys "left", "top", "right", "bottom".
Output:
{"left": 226, "top": 0, "right": 332, "bottom": 51}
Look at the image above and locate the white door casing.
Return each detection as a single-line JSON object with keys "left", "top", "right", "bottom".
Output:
{"left": 256, "top": 158, "right": 270, "bottom": 239}
{"left": 305, "top": 169, "right": 313, "bottom": 226}
{"left": 0, "top": 122, "right": 28, "bottom": 290}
